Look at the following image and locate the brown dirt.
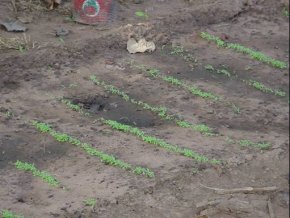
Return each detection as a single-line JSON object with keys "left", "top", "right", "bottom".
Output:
{"left": 0, "top": 0, "right": 289, "bottom": 217}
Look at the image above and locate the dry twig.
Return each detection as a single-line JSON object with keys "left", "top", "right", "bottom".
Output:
{"left": 200, "top": 184, "right": 278, "bottom": 194}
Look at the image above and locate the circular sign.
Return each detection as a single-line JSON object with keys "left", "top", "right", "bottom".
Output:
{"left": 73, "top": 0, "right": 114, "bottom": 24}
{"left": 82, "top": 0, "right": 100, "bottom": 17}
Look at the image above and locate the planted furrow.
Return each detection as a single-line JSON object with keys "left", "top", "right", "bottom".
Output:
{"left": 205, "top": 65, "right": 287, "bottom": 99}
{"left": 90, "top": 75, "right": 214, "bottom": 135}
{"left": 32, "top": 121, "right": 155, "bottom": 178}
{"left": 60, "top": 99, "right": 221, "bottom": 164}
{"left": 15, "top": 160, "right": 60, "bottom": 187}
{"left": 135, "top": 65, "right": 219, "bottom": 101}
{"left": 132, "top": 64, "right": 243, "bottom": 113}
{"left": 103, "top": 119, "right": 221, "bottom": 164}
{"left": 200, "top": 32, "right": 288, "bottom": 69}
{"left": 88, "top": 77, "right": 273, "bottom": 150}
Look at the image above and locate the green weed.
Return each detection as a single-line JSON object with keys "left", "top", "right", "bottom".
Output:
{"left": 58, "top": 37, "right": 65, "bottom": 44}
{"left": 5, "top": 111, "right": 13, "bottom": 119}
{"left": 1, "top": 210, "right": 24, "bottom": 218}
{"left": 205, "top": 65, "right": 231, "bottom": 77}
{"left": 283, "top": 8, "right": 289, "bottom": 17}
{"left": 135, "top": 11, "right": 149, "bottom": 19}
{"left": 90, "top": 75, "right": 214, "bottom": 135}
{"left": 217, "top": 69, "right": 231, "bottom": 77}
{"left": 205, "top": 64, "right": 215, "bottom": 71}
{"left": 103, "top": 119, "right": 221, "bottom": 164}
{"left": 170, "top": 46, "right": 197, "bottom": 68}
{"left": 238, "top": 140, "right": 271, "bottom": 150}
{"left": 200, "top": 32, "right": 288, "bottom": 69}
{"left": 84, "top": 198, "right": 97, "bottom": 207}
{"left": 225, "top": 137, "right": 271, "bottom": 150}
{"left": 231, "top": 104, "right": 241, "bottom": 114}
{"left": 15, "top": 160, "right": 60, "bottom": 187}
{"left": 32, "top": 121, "right": 154, "bottom": 178}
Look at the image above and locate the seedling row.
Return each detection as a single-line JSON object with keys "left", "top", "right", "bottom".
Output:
{"left": 89, "top": 76, "right": 272, "bottom": 150}
{"left": 200, "top": 32, "right": 288, "bottom": 69}
{"left": 32, "top": 121, "right": 155, "bottom": 178}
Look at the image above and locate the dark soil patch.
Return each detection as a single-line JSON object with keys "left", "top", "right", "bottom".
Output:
{"left": 72, "top": 95, "right": 160, "bottom": 127}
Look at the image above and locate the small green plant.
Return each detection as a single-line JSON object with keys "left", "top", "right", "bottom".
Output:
{"left": 58, "top": 37, "right": 65, "bottom": 44}
{"left": 217, "top": 69, "right": 231, "bottom": 77}
{"left": 205, "top": 64, "right": 215, "bottom": 71}
{"left": 135, "top": 11, "right": 149, "bottom": 19}
{"left": 5, "top": 110, "right": 13, "bottom": 119}
{"left": 283, "top": 8, "right": 289, "bottom": 17}
{"left": 225, "top": 137, "right": 271, "bottom": 150}
{"left": 238, "top": 140, "right": 271, "bottom": 150}
{"left": 69, "top": 83, "right": 78, "bottom": 88}
{"left": 205, "top": 66, "right": 232, "bottom": 78}
{"left": 84, "top": 198, "right": 97, "bottom": 207}
{"left": 1, "top": 210, "right": 24, "bottom": 218}
{"left": 90, "top": 75, "right": 214, "bottom": 135}
{"left": 244, "top": 80, "right": 286, "bottom": 97}
{"left": 231, "top": 104, "right": 241, "bottom": 114}
{"left": 170, "top": 46, "right": 197, "bottom": 69}
{"left": 32, "top": 121, "right": 154, "bottom": 178}
{"left": 142, "top": 67, "right": 219, "bottom": 101}
{"left": 15, "top": 160, "right": 60, "bottom": 187}
{"left": 191, "top": 168, "right": 199, "bottom": 175}
{"left": 200, "top": 32, "right": 288, "bottom": 69}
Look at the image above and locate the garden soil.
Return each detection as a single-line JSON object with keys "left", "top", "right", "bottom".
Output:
{"left": 0, "top": 0, "right": 289, "bottom": 217}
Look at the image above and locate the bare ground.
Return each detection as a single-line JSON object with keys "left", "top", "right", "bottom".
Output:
{"left": 0, "top": 0, "right": 289, "bottom": 217}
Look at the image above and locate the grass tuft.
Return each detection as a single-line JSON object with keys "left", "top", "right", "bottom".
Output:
{"left": 0, "top": 34, "right": 35, "bottom": 52}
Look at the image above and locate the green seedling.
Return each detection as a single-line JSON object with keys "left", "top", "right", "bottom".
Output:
{"left": 64, "top": 15, "right": 75, "bottom": 22}
{"left": 205, "top": 64, "right": 215, "bottom": 71}
{"left": 231, "top": 104, "right": 241, "bottom": 114}
{"left": 191, "top": 168, "right": 199, "bottom": 175}
{"left": 103, "top": 119, "right": 221, "bottom": 164}
{"left": 135, "top": 11, "right": 149, "bottom": 19}
{"left": 58, "top": 37, "right": 65, "bottom": 44}
{"left": 61, "top": 98, "right": 218, "bottom": 163}
{"left": 283, "top": 8, "right": 289, "bottom": 17}
{"left": 5, "top": 110, "right": 13, "bottom": 119}
{"left": 90, "top": 75, "right": 214, "bottom": 135}
{"left": 32, "top": 121, "right": 154, "bottom": 178}
{"left": 244, "top": 80, "right": 286, "bottom": 97}
{"left": 217, "top": 69, "right": 231, "bottom": 77}
{"left": 225, "top": 137, "right": 271, "bottom": 150}
{"left": 170, "top": 46, "right": 197, "bottom": 68}
{"left": 1, "top": 210, "right": 24, "bottom": 218}
{"left": 144, "top": 67, "right": 219, "bottom": 101}
{"left": 15, "top": 160, "right": 60, "bottom": 187}
{"left": 84, "top": 198, "right": 97, "bottom": 207}
{"left": 200, "top": 32, "right": 288, "bottom": 69}
{"left": 238, "top": 140, "right": 271, "bottom": 150}
{"left": 69, "top": 83, "right": 78, "bottom": 88}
